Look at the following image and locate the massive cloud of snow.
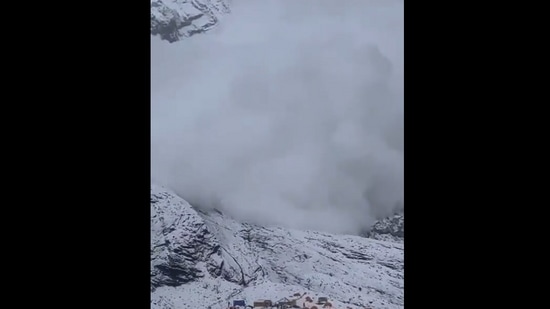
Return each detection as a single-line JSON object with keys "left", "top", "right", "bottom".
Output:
{"left": 151, "top": 0, "right": 404, "bottom": 234}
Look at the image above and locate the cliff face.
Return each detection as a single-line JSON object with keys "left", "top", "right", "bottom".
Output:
{"left": 364, "top": 214, "right": 404, "bottom": 244}
{"left": 151, "top": 0, "right": 231, "bottom": 42}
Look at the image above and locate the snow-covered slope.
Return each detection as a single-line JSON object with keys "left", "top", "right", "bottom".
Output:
{"left": 151, "top": 185, "right": 404, "bottom": 309}
{"left": 151, "top": 0, "right": 231, "bottom": 42}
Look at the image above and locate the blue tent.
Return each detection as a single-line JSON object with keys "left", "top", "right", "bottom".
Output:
{"left": 233, "top": 300, "right": 246, "bottom": 307}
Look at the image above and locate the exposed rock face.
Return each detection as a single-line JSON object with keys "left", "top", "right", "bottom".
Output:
{"left": 363, "top": 214, "right": 404, "bottom": 243}
{"left": 151, "top": 0, "right": 230, "bottom": 42}
{"left": 151, "top": 186, "right": 219, "bottom": 289}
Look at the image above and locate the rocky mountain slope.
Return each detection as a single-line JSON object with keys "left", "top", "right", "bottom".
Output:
{"left": 151, "top": 0, "right": 231, "bottom": 42}
{"left": 363, "top": 214, "right": 404, "bottom": 244}
{"left": 151, "top": 184, "right": 404, "bottom": 309}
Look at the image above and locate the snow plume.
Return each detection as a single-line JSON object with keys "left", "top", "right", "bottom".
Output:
{"left": 151, "top": 0, "right": 404, "bottom": 235}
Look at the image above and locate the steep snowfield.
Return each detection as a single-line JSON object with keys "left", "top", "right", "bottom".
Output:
{"left": 151, "top": 0, "right": 231, "bottom": 42}
{"left": 151, "top": 185, "right": 403, "bottom": 309}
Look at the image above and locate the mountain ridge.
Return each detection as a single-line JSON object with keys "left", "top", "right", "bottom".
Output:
{"left": 151, "top": 184, "right": 404, "bottom": 309}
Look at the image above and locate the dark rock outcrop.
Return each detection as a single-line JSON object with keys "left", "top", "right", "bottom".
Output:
{"left": 151, "top": 0, "right": 230, "bottom": 43}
